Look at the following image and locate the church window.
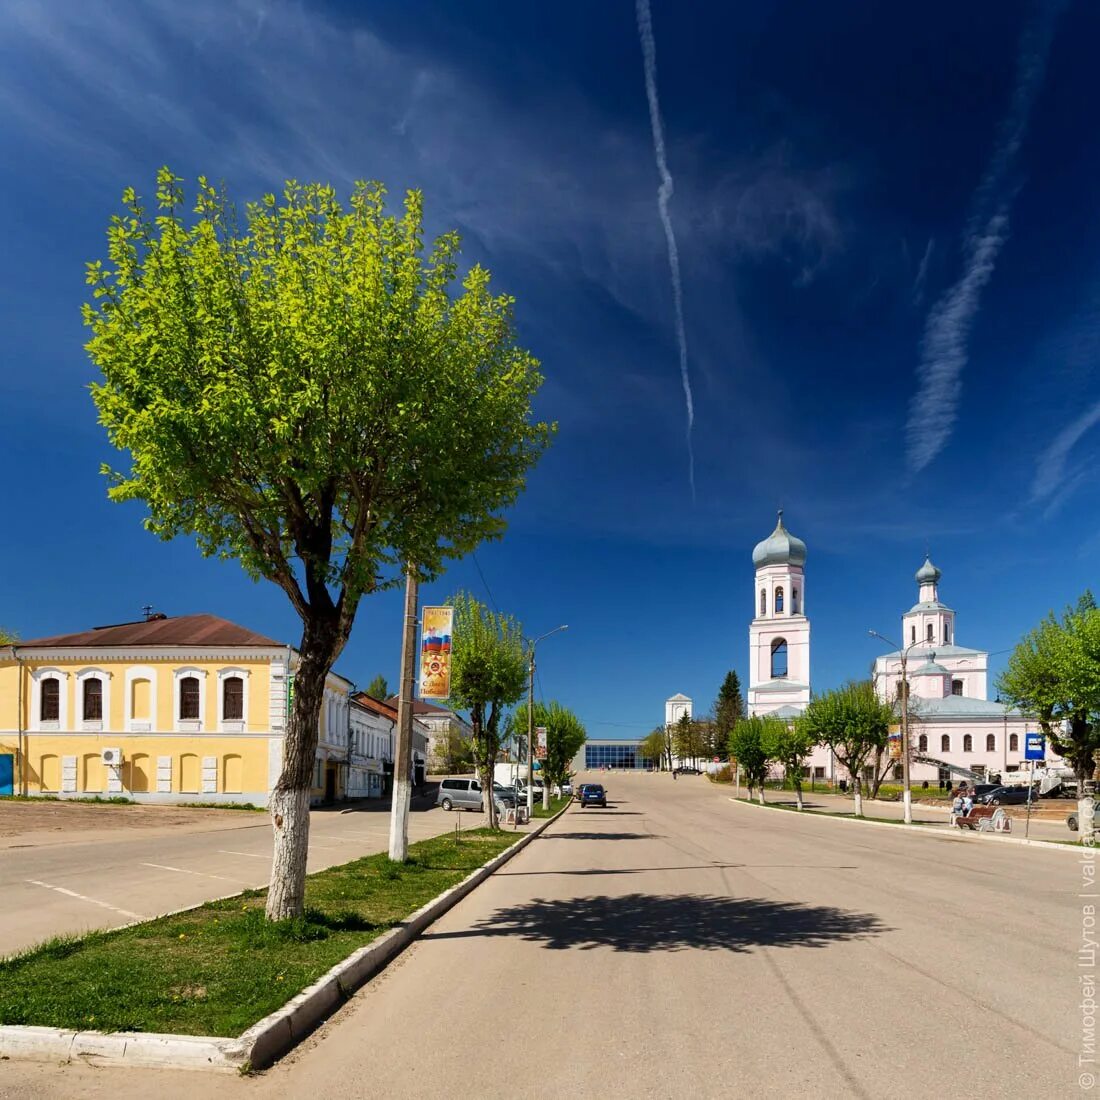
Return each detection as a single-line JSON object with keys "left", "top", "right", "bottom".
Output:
{"left": 944, "top": 623, "right": 951, "bottom": 644}
{"left": 926, "top": 623, "right": 934, "bottom": 642}
{"left": 792, "top": 588, "right": 800, "bottom": 614}
{"left": 951, "top": 679, "right": 963, "bottom": 696}
{"left": 775, "top": 587, "right": 784, "bottom": 614}
{"left": 911, "top": 625, "right": 916, "bottom": 644}
{"left": 963, "top": 734, "right": 973, "bottom": 753}
{"left": 941, "top": 734, "right": 951, "bottom": 752}
{"left": 918, "top": 734, "right": 928, "bottom": 752}
{"left": 985, "top": 734, "right": 995, "bottom": 752}
{"left": 760, "top": 590, "right": 766, "bottom": 616}
{"left": 770, "top": 638, "right": 788, "bottom": 679}
{"left": 1009, "top": 733, "right": 1019, "bottom": 752}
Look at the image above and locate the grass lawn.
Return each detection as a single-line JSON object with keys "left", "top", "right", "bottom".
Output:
{"left": 0, "top": 828, "right": 518, "bottom": 1038}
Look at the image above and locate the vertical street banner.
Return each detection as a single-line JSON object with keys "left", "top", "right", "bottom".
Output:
{"left": 536, "top": 725, "right": 548, "bottom": 760}
{"left": 419, "top": 606, "right": 454, "bottom": 699}
{"left": 888, "top": 726, "right": 902, "bottom": 759}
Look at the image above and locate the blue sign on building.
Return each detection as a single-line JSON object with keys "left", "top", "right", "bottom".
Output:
{"left": 1024, "top": 732, "right": 1045, "bottom": 761}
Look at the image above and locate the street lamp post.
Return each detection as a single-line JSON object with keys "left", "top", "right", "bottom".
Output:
{"left": 525, "top": 625, "right": 568, "bottom": 820}
{"left": 869, "top": 629, "right": 922, "bottom": 826}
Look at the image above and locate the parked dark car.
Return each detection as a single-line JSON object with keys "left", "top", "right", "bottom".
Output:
{"left": 580, "top": 783, "right": 607, "bottom": 808}
{"left": 979, "top": 785, "right": 1038, "bottom": 806}
{"left": 673, "top": 766, "right": 702, "bottom": 776}
{"left": 970, "top": 783, "right": 1002, "bottom": 800}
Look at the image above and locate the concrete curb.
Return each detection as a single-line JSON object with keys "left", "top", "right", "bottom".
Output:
{"left": 727, "top": 796, "right": 1080, "bottom": 852}
{"left": 0, "top": 801, "right": 572, "bottom": 1072}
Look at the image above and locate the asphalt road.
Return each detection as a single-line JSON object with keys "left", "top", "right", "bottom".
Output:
{"left": 0, "top": 798, "right": 487, "bottom": 954}
{"left": 2, "top": 772, "right": 1083, "bottom": 1099}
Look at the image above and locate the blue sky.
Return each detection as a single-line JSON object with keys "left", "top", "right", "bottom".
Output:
{"left": 1, "top": 0, "right": 1098, "bottom": 739}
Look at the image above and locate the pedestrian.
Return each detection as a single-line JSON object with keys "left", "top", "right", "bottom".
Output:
{"left": 951, "top": 790, "right": 964, "bottom": 818}
{"left": 962, "top": 790, "right": 974, "bottom": 816}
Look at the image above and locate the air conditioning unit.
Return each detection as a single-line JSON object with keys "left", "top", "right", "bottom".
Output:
{"left": 101, "top": 747, "right": 123, "bottom": 766}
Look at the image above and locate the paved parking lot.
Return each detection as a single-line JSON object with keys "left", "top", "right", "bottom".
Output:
{"left": 0, "top": 795, "right": 498, "bottom": 954}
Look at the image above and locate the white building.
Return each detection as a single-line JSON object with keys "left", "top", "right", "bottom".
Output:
{"left": 871, "top": 557, "right": 1055, "bottom": 786}
{"left": 665, "top": 693, "right": 692, "bottom": 727}
{"left": 748, "top": 511, "right": 811, "bottom": 721}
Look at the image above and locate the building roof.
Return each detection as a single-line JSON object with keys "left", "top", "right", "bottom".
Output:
{"left": 911, "top": 658, "right": 950, "bottom": 676}
{"left": 911, "top": 695, "right": 1025, "bottom": 719}
{"left": 17, "top": 613, "right": 283, "bottom": 649}
{"left": 876, "top": 644, "right": 986, "bottom": 661}
{"left": 752, "top": 678, "right": 810, "bottom": 694}
{"left": 352, "top": 693, "right": 398, "bottom": 721}
{"left": 666, "top": 693, "right": 692, "bottom": 702}
{"left": 906, "top": 600, "right": 955, "bottom": 614}
{"left": 767, "top": 704, "right": 806, "bottom": 718}
{"left": 752, "top": 510, "right": 807, "bottom": 569}
{"left": 915, "top": 556, "right": 942, "bottom": 585}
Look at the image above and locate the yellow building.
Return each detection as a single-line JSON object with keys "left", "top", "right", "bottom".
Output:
{"left": 0, "top": 613, "right": 353, "bottom": 806}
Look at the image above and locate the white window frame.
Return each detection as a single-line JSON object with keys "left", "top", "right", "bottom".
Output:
{"left": 30, "top": 668, "right": 68, "bottom": 731}
{"left": 75, "top": 667, "right": 111, "bottom": 732}
{"left": 125, "top": 665, "right": 159, "bottom": 732}
{"left": 217, "top": 667, "right": 250, "bottom": 733}
{"left": 173, "top": 667, "right": 208, "bottom": 732}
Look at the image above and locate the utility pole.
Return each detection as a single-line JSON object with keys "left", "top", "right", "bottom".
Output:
{"left": 525, "top": 625, "right": 568, "bottom": 819}
{"left": 389, "top": 566, "right": 419, "bottom": 861}
{"left": 870, "top": 630, "right": 920, "bottom": 826}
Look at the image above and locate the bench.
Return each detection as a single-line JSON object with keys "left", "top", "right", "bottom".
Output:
{"left": 952, "top": 806, "right": 1010, "bottom": 833}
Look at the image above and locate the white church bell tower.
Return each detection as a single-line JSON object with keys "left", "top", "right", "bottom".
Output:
{"left": 748, "top": 510, "right": 811, "bottom": 718}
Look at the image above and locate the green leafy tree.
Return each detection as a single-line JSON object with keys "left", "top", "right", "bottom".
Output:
{"left": 999, "top": 592, "right": 1100, "bottom": 839}
{"left": 0, "top": 627, "right": 18, "bottom": 646}
{"left": 728, "top": 715, "right": 780, "bottom": 803}
{"left": 799, "top": 681, "right": 893, "bottom": 817}
{"left": 713, "top": 670, "right": 744, "bottom": 758}
{"left": 673, "top": 713, "right": 708, "bottom": 768}
{"left": 639, "top": 727, "right": 667, "bottom": 770}
{"left": 365, "top": 675, "right": 390, "bottom": 700}
{"left": 776, "top": 719, "right": 817, "bottom": 809}
{"left": 84, "top": 171, "right": 551, "bottom": 918}
{"left": 445, "top": 592, "right": 527, "bottom": 829}
{"left": 513, "top": 700, "right": 587, "bottom": 803}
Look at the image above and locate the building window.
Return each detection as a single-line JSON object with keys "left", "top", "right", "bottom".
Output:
{"left": 760, "top": 589, "right": 766, "bottom": 616}
{"left": 918, "top": 734, "right": 928, "bottom": 752}
{"left": 1010, "top": 733, "right": 1019, "bottom": 752}
{"left": 179, "top": 676, "right": 200, "bottom": 720}
{"left": 944, "top": 624, "right": 951, "bottom": 644}
{"left": 963, "top": 734, "right": 973, "bottom": 753}
{"left": 926, "top": 623, "right": 934, "bottom": 642}
{"left": 771, "top": 638, "right": 788, "bottom": 678}
{"left": 941, "top": 734, "right": 951, "bottom": 752}
{"left": 82, "top": 677, "right": 103, "bottom": 721}
{"left": 951, "top": 679, "right": 963, "bottom": 696}
{"left": 775, "top": 586, "right": 785, "bottom": 614}
{"left": 792, "top": 588, "right": 800, "bottom": 614}
{"left": 41, "top": 679, "right": 60, "bottom": 722}
{"left": 986, "top": 734, "right": 995, "bottom": 752}
{"left": 222, "top": 676, "right": 244, "bottom": 721}
{"left": 910, "top": 625, "right": 916, "bottom": 644}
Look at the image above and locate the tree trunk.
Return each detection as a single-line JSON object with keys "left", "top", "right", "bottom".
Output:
{"left": 757, "top": 781, "right": 765, "bottom": 806}
{"left": 543, "top": 781, "right": 550, "bottom": 811}
{"left": 794, "top": 778, "right": 804, "bottom": 810}
{"left": 266, "top": 617, "right": 341, "bottom": 921}
{"left": 852, "top": 775, "right": 864, "bottom": 818}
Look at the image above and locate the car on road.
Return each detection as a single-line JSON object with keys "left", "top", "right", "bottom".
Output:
{"left": 437, "top": 778, "right": 513, "bottom": 812}
{"left": 673, "top": 766, "right": 702, "bottom": 775}
{"left": 970, "top": 783, "right": 1002, "bottom": 800}
{"left": 1067, "top": 799, "right": 1096, "bottom": 832}
{"left": 557, "top": 781, "right": 573, "bottom": 798}
{"left": 978, "top": 785, "right": 1039, "bottom": 806}
{"left": 579, "top": 783, "right": 607, "bottom": 808}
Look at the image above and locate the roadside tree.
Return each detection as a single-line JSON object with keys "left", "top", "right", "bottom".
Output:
{"left": 446, "top": 592, "right": 528, "bottom": 829}
{"left": 673, "top": 713, "right": 708, "bottom": 768}
{"left": 513, "top": 700, "right": 587, "bottom": 805}
{"left": 775, "top": 719, "right": 816, "bottom": 810}
{"left": 639, "top": 728, "right": 667, "bottom": 770}
{"left": 85, "top": 171, "right": 550, "bottom": 918}
{"left": 365, "top": 675, "right": 390, "bottom": 700}
{"left": 999, "top": 592, "right": 1100, "bottom": 840}
{"left": 713, "top": 669, "right": 744, "bottom": 757}
{"left": 799, "top": 681, "right": 892, "bottom": 817}
{"left": 728, "top": 715, "right": 780, "bottom": 804}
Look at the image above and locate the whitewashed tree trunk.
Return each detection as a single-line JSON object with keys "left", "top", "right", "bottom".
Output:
{"left": 794, "top": 781, "right": 804, "bottom": 810}
{"left": 543, "top": 782, "right": 550, "bottom": 811}
{"left": 266, "top": 787, "right": 311, "bottom": 919}
{"left": 757, "top": 784, "right": 765, "bottom": 806}
{"left": 853, "top": 778, "right": 864, "bottom": 817}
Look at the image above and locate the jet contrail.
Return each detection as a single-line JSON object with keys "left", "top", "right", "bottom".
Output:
{"left": 636, "top": 0, "right": 695, "bottom": 500}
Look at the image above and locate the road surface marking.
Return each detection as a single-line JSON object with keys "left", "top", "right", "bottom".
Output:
{"left": 141, "top": 862, "right": 237, "bottom": 882}
{"left": 218, "top": 850, "right": 268, "bottom": 859}
{"left": 25, "top": 880, "right": 146, "bottom": 920}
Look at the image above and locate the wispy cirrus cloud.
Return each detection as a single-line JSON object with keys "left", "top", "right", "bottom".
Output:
{"left": 1031, "top": 399, "right": 1100, "bottom": 506}
{"left": 905, "top": 1, "right": 1066, "bottom": 474}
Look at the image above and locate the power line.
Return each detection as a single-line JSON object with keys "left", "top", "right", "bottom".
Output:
{"left": 470, "top": 551, "right": 498, "bottom": 614}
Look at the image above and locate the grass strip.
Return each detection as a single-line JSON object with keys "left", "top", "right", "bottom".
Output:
{"left": 0, "top": 827, "right": 517, "bottom": 1038}
{"left": 532, "top": 795, "right": 571, "bottom": 819}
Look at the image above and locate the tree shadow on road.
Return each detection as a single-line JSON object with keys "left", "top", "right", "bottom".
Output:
{"left": 426, "top": 893, "right": 889, "bottom": 953}
{"left": 538, "top": 832, "right": 654, "bottom": 841}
